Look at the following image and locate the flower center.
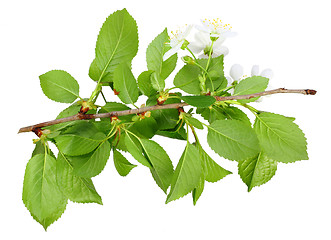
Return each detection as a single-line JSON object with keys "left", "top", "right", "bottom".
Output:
{"left": 202, "top": 18, "right": 232, "bottom": 35}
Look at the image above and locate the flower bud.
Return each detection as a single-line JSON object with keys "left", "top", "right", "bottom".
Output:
{"left": 182, "top": 56, "right": 195, "bottom": 64}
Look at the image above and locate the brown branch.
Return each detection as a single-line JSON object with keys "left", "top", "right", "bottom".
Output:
{"left": 18, "top": 88, "right": 316, "bottom": 134}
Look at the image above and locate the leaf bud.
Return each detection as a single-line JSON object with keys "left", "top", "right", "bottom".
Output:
{"left": 181, "top": 56, "right": 195, "bottom": 65}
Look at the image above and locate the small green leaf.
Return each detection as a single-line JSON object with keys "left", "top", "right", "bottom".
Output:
{"left": 234, "top": 76, "right": 269, "bottom": 103}
{"left": 113, "top": 63, "right": 139, "bottom": 105}
{"left": 137, "top": 70, "right": 157, "bottom": 96}
{"left": 181, "top": 95, "right": 216, "bottom": 108}
{"left": 89, "top": 9, "right": 138, "bottom": 82}
{"left": 23, "top": 154, "right": 67, "bottom": 230}
{"left": 70, "top": 139, "right": 111, "bottom": 178}
{"left": 166, "top": 144, "right": 201, "bottom": 203}
{"left": 146, "top": 28, "right": 177, "bottom": 91}
{"left": 238, "top": 152, "right": 277, "bottom": 191}
{"left": 185, "top": 115, "right": 204, "bottom": 129}
{"left": 56, "top": 152, "right": 103, "bottom": 204}
{"left": 254, "top": 112, "right": 308, "bottom": 163}
{"left": 113, "top": 149, "right": 137, "bottom": 176}
{"left": 39, "top": 70, "right": 80, "bottom": 103}
{"left": 207, "top": 120, "right": 260, "bottom": 161}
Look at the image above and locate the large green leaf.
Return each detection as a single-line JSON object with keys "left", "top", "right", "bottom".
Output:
{"left": 254, "top": 112, "right": 308, "bottom": 163}
{"left": 113, "top": 63, "right": 139, "bottom": 105}
{"left": 166, "top": 144, "right": 201, "bottom": 203}
{"left": 173, "top": 64, "right": 201, "bottom": 94}
{"left": 129, "top": 116, "right": 158, "bottom": 139}
{"left": 124, "top": 132, "right": 152, "bottom": 168}
{"left": 39, "top": 70, "right": 79, "bottom": 103}
{"left": 89, "top": 9, "right": 138, "bottom": 82}
{"left": 238, "top": 152, "right": 277, "bottom": 191}
{"left": 140, "top": 139, "right": 174, "bottom": 193}
{"left": 207, "top": 120, "right": 260, "bottom": 161}
{"left": 146, "top": 28, "right": 177, "bottom": 91}
{"left": 56, "top": 152, "right": 102, "bottom": 204}
{"left": 197, "top": 144, "right": 232, "bottom": 183}
{"left": 113, "top": 149, "right": 137, "bottom": 176}
{"left": 23, "top": 154, "right": 67, "bottom": 230}
{"left": 55, "top": 122, "right": 106, "bottom": 156}
{"left": 234, "top": 76, "right": 269, "bottom": 103}
{"left": 70, "top": 139, "right": 111, "bottom": 178}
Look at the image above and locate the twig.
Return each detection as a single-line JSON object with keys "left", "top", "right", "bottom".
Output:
{"left": 18, "top": 88, "right": 316, "bottom": 134}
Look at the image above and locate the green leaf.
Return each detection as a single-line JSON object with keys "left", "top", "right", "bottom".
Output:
{"left": 39, "top": 70, "right": 80, "bottom": 103}
{"left": 146, "top": 28, "right": 177, "bottom": 91}
{"left": 89, "top": 9, "right": 138, "bottom": 82}
{"left": 207, "top": 120, "right": 260, "bottom": 161}
{"left": 173, "top": 64, "right": 201, "bottom": 94}
{"left": 198, "top": 55, "right": 226, "bottom": 91}
{"left": 238, "top": 152, "right": 277, "bottom": 191}
{"left": 23, "top": 154, "right": 67, "bottom": 230}
{"left": 113, "top": 63, "right": 139, "bottom": 105}
{"left": 55, "top": 122, "right": 106, "bottom": 156}
{"left": 125, "top": 132, "right": 152, "bottom": 167}
{"left": 139, "top": 139, "right": 174, "bottom": 193}
{"left": 129, "top": 116, "right": 158, "bottom": 139}
{"left": 198, "top": 105, "right": 251, "bottom": 125}
{"left": 254, "top": 112, "right": 308, "bottom": 163}
{"left": 166, "top": 144, "right": 202, "bottom": 203}
{"left": 70, "top": 139, "right": 111, "bottom": 178}
{"left": 192, "top": 176, "right": 205, "bottom": 205}
{"left": 45, "top": 103, "right": 82, "bottom": 132}
{"left": 147, "top": 96, "right": 180, "bottom": 130}
{"left": 56, "top": 152, "right": 103, "bottom": 204}
{"left": 137, "top": 70, "right": 157, "bottom": 96}
{"left": 156, "top": 124, "right": 187, "bottom": 140}
{"left": 196, "top": 144, "right": 232, "bottom": 183}
{"left": 98, "top": 101, "right": 132, "bottom": 122}
{"left": 181, "top": 95, "right": 216, "bottom": 108}
{"left": 234, "top": 76, "right": 269, "bottom": 103}
{"left": 185, "top": 115, "right": 203, "bottom": 129}
{"left": 113, "top": 149, "right": 137, "bottom": 176}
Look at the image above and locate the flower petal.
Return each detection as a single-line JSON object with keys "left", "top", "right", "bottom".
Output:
{"left": 251, "top": 65, "right": 260, "bottom": 76}
{"left": 230, "top": 64, "right": 244, "bottom": 81}
{"left": 260, "top": 68, "right": 274, "bottom": 79}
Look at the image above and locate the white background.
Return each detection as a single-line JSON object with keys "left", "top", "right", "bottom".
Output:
{"left": 1, "top": 0, "right": 330, "bottom": 239}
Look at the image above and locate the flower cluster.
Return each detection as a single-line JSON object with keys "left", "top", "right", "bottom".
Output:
{"left": 163, "top": 18, "right": 236, "bottom": 61}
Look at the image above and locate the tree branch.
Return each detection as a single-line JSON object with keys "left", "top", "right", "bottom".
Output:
{"left": 18, "top": 88, "right": 316, "bottom": 134}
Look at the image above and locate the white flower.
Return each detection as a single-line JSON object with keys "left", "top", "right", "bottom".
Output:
{"left": 188, "top": 32, "right": 229, "bottom": 58}
{"left": 251, "top": 65, "right": 274, "bottom": 79}
{"left": 163, "top": 24, "right": 193, "bottom": 61}
{"left": 196, "top": 18, "right": 236, "bottom": 38}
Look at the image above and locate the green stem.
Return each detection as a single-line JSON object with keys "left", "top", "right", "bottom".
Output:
{"left": 225, "top": 100, "right": 260, "bottom": 115}
{"left": 186, "top": 46, "right": 198, "bottom": 61}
